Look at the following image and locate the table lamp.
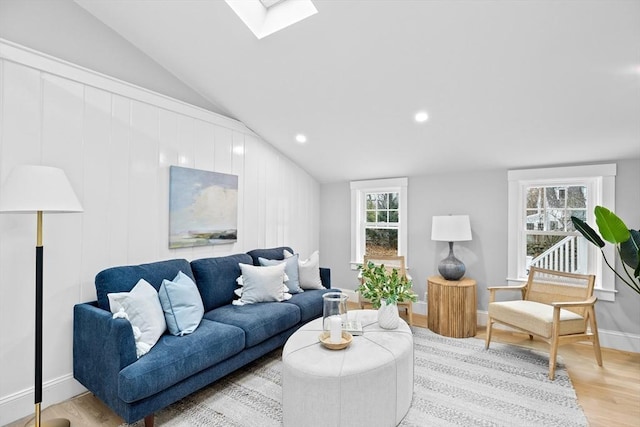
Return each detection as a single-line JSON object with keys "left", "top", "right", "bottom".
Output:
{"left": 431, "top": 215, "right": 472, "bottom": 281}
{"left": 0, "top": 165, "right": 83, "bottom": 427}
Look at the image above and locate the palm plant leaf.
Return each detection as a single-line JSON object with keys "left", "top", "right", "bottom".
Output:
{"left": 571, "top": 216, "right": 605, "bottom": 248}
{"left": 619, "top": 229, "right": 640, "bottom": 276}
{"left": 595, "top": 206, "right": 631, "bottom": 244}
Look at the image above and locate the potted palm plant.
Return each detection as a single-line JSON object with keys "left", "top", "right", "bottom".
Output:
{"left": 571, "top": 206, "right": 639, "bottom": 295}
{"left": 357, "top": 261, "right": 417, "bottom": 329}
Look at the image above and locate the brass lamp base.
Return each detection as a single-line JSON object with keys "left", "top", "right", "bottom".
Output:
{"left": 28, "top": 420, "right": 70, "bottom": 427}
{"left": 25, "top": 403, "right": 70, "bottom": 427}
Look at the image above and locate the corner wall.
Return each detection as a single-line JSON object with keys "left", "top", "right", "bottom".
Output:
{"left": 0, "top": 40, "right": 320, "bottom": 425}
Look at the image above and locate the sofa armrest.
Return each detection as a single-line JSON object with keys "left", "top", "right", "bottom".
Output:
{"left": 320, "top": 267, "right": 331, "bottom": 289}
{"left": 73, "top": 302, "right": 137, "bottom": 398}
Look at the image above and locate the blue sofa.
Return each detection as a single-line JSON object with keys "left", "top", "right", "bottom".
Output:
{"left": 73, "top": 247, "right": 331, "bottom": 426}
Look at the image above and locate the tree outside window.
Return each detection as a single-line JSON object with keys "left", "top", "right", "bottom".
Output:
{"left": 365, "top": 192, "right": 399, "bottom": 256}
{"left": 350, "top": 178, "right": 408, "bottom": 267}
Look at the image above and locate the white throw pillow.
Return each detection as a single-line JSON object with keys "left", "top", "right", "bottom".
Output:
{"left": 233, "top": 263, "right": 291, "bottom": 306}
{"left": 108, "top": 279, "right": 166, "bottom": 358}
{"left": 259, "top": 255, "right": 304, "bottom": 294}
{"left": 158, "top": 271, "right": 204, "bottom": 336}
{"left": 285, "top": 249, "right": 324, "bottom": 290}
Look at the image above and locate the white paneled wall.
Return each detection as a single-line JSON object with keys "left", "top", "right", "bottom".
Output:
{"left": 0, "top": 40, "right": 320, "bottom": 424}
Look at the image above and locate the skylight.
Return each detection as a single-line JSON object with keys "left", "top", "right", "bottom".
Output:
{"left": 225, "top": 0, "right": 318, "bottom": 39}
{"left": 259, "top": 0, "right": 286, "bottom": 8}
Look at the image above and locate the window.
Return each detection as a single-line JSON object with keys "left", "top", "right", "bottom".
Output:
{"left": 351, "top": 178, "right": 408, "bottom": 267}
{"left": 524, "top": 185, "right": 587, "bottom": 273}
{"left": 508, "top": 164, "right": 617, "bottom": 301}
{"left": 365, "top": 192, "right": 399, "bottom": 256}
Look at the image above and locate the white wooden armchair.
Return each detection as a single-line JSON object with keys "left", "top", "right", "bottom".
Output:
{"left": 359, "top": 255, "right": 414, "bottom": 326}
{"left": 486, "top": 267, "right": 602, "bottom": 380}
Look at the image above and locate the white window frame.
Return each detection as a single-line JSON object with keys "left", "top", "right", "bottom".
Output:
{"left": 508, "top": 164, "right": 617, "bottom": 301}
{"left": 350, "top": 178, "right": 408, "bottom": 269}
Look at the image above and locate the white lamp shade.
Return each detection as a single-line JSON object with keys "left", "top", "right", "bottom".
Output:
{"left": 431, "top": 215, "right": 472, "bottom": 242}
{"left": 0, "top": 165, "right": 83, "bottom": 213}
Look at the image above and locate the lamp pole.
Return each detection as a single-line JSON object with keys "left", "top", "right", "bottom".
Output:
{"left": 0, "top": 165, "right": 81, "bottom": 427}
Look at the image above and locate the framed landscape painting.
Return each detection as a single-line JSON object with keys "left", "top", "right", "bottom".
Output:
{"left": 169, "top": 166, "right": 238, "bottom": 249}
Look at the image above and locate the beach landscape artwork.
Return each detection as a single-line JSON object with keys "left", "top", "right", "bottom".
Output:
{"left": 169, "top": 166, "right": 238, "bottom": 249}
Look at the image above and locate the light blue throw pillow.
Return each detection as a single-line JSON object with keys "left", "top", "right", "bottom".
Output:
{"left": 159, "top": 271, "right": 204, "bottom": 336}
{"left": 259, "top": 254, "right": 304, "bottom": 294}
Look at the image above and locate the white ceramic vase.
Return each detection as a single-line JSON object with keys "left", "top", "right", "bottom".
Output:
{"left": 377, "top": 300, "right": 399, "bottom": 329}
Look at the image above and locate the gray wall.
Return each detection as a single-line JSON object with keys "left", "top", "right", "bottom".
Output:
{"left": 597, "top": 159, "right": 640, "bottom": 334}
{"left": 0, "top": 0, "right": 228, "bottom": 115}
{"left": 320, "top": 159, "right": 640, "bottom": 336}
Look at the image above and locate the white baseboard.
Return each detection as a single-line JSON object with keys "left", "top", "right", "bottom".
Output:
{"left": 413, "top": 301, "right": 427, "bottom": 315}
{"left": 477, "top": 310, "right": 640, "bottom": 353}
{"left": 0, "top": 374, "right": 86, "bottom": 426}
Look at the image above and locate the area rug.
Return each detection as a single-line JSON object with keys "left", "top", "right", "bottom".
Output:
{"left": 122, "top": 327, "right": 587, "bottom": 427}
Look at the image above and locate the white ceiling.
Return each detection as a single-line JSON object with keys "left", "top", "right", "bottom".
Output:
{"left": 75, "top": 0, "right": 640, "bottom": 184}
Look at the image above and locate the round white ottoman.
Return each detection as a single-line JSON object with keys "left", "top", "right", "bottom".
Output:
{"left": 282, "top": 309, "right": 413, "bottom": 427}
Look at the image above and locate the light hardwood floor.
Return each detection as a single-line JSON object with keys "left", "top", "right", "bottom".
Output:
{"left": 6, "top": 312, "right": 639, "bottom": 427}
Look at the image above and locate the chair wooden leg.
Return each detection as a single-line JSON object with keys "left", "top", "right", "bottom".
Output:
{"left": 407, "top": 302, "right": 413, "bottom": 326}
{"left": 528, "top": 335, "right": 534, "bottom": 340}
{"left": 589, "top": 307, "right": 603, "bottom": 367}
{"left": 548, "top": 308, "right": 564, "bottom": 380}
{"left": 144, "top": 414, "right": 154, "bottom": 427}
{"left": 485, "top": 318, "right": 493, "bottom": 349}
{"left": 549, "top": 338, "right": 559, "bottom": 381}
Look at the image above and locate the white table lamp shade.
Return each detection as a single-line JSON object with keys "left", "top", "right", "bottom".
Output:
{"left": 0, "top": 165, "right": 83, "bottom": 213}
{"left": 431, "top": 215, "right": 472, "bottom": 242}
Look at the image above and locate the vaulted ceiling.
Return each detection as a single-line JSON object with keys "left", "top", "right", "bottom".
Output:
{"left": 75, "top": 0, "right": 640, "bottom": 183}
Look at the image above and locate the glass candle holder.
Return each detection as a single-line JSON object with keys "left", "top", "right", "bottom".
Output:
{"left": 322, "top": 292, "right": 348, "bottom": 332}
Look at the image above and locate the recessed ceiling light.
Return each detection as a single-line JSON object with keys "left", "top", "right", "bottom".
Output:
{"left": 414, "top": 111, "right": 429, "bottom": 123}
{"left": 295, "top": 134, "right": 307, "bottom": 143}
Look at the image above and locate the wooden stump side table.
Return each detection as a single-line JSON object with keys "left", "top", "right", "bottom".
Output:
{"left": 427, "top": 276, "right": 477, "bottom": 338}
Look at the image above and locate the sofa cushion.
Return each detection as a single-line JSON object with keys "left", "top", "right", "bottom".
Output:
{"left": 488, "top": 300, "right": 585, "bottom": 338}
{"left": 259, "top": 254, "right": 304, "bottom": 294}
{"left": 234, "top": 263, "right": 291, "bottom": 305}
{"left": 285, "top": 250, "right": 324, "bottom": 290}
{"left": 204, "top": 302, "right": 300, "bottom": 348}
{"left": 118, "top": 319, "right": 245, "bottom": 403}
{"left": 284, "top": 288, "right": 334, "bottom": 323}
{"left": 108, "top": 278, "right": 167, "bottom": 358}
{"left": 191, "top": 254, "right": 253, "bottom": 312}
{"left": 247, "top": 246, "right": 293, "bottom": 266}
{"left": 159, "top": 271, "right": 204, "bottom": 336}
{"left": 95, "top": 259, "right": 194, "bottom": 312}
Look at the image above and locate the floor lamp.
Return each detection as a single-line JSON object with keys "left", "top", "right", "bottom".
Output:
{"left": 0, "top": 165, "right": 83, "bottom": 427}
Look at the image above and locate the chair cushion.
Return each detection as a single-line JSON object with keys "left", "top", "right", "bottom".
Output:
{"left": 204, "top": 302, "right": 300, "bottom": 347}
{"left": 118, "top": 319, "right": 245, "bottom": 402}
{"left": 488, "top": 300, "right": 585, "bottom": 338}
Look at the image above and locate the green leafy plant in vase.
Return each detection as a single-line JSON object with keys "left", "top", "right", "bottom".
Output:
{"left": 357, "top": 261, "right": 417, "bottom": 329}
{"left": 571, "top": 206, "right": 639, "bottom": 295}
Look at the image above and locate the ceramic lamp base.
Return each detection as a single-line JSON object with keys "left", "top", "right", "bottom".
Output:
{"left": 438, "top": 241, "right": 466, "bottom": 281}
